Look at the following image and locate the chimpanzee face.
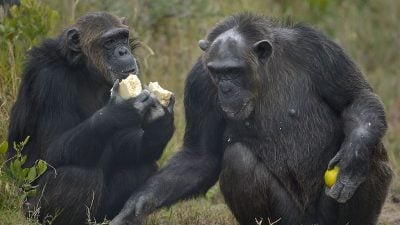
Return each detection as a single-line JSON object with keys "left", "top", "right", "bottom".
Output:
{"left": 66, "top": 13, "right": 139, "bottom": 84}
{"left": 200, "top": 29, "right": 264, "bottom": 120}
{"left": 100, "top": 27, "right": 138, "bottom": 81}
{"left": 200, "top": 29, "right": 272, "bottom": 120}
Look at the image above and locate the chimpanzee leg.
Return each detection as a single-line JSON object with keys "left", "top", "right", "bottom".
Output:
{"left": 220, "top": 143, "right": 304, "bottom": 225}
{"left": 25, "top": 166, "right": 105, "bottom": 225}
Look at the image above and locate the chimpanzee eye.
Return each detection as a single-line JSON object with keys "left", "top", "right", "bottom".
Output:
{"left": 104, "top": 39, "right": 116, "bottom": 47}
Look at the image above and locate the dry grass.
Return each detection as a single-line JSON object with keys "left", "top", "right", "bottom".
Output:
{"left": 144, "top": 198, "right": 238, "bottom": 225}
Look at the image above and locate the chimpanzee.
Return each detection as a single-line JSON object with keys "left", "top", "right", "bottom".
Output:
{"left": 7, "top": 12, "right": 174, "bottom": 224}
{"left": 111, "top": 13, "right": 392, "bottom": 225}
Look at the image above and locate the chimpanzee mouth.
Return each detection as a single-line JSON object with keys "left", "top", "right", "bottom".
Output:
{"left": 123, "top": 68, "right": 137, "bottom": 75}
{"left": 110, "top": 68, "right": 138, "bottom": 81}
{"left": 114, "top": 68, "right": 137, "bottom": 75}
{"left": 221, "top": 100, "right": 253, "bottom": 120}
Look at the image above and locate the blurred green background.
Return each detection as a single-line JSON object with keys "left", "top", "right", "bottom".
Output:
{"left": 0, "top": 0, "right": 399, "bottom": 224}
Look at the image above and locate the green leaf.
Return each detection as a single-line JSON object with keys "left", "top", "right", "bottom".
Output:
{"left": 0, "top": 141, "right": 8, "bottom": 154}
{"left": 21, "top": 168, "right": 29, "bottom": 178}
{"left": 13, "top": 142, "right": 19, "bottom": 154}
{"left": 26, "top": 189, "right": 37, "bottom": 197}
{"left": 27, "top": 167, "right": 37, "bottom": 182}
{"left": 22, "top": 136, "right": 30, "bottom": 146}
{"left": 20, "top": 155, "right": 27, "bottom": 164}
{"left": 36, "top": 160, "right": 47, "bottom": 176}
{"left": 21, "top": 183, "right": 32, "bottom": 191}
{"left": 11, "top": 160, "right": 22, "bottom": 177}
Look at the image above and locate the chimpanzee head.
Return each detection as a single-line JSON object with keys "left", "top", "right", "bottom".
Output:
{"left": 62, "top": 12, "right": 138, "bottom": 83}
{"left": 199, "top": 15, "right": 273, "bottom": 121}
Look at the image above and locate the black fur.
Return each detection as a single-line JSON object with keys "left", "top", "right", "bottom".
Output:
{"left": 111, "top": 13, "right": 392, "bottom": 225}
{"left": 7, "top": 12, "right": 174, "bottom": 224}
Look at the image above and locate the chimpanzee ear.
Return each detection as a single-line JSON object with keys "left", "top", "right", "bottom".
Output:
{"left": 253, "top": 40, "right": 272, "bottom": 62}
{"left": 121, "top": 17, "right": 128, "bottom": 25}
{"left": 198, "top": 39, "right": 210, "bottom": 51}
{"left": 67, "top": 28, "right": 81, "bottom": 52}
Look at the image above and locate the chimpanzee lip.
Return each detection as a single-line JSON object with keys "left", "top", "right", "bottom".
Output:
{"left": 111, "top": 69, "right": 136, "bottom": 76}
{"left": 222, "top": 100, "right": 251, "bottom": 117}
{"left": 123, "top": 68, "right": 137, "bottom": 74}
{"left": 110, "top": 70, "right": 139, "bottom": 83}
{"left": 110, "top": 68, "right": 138, "bottom": 79}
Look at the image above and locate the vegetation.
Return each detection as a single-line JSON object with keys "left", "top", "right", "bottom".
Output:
{"left": 0, "top": 0, "right": 399, "bottom": 224}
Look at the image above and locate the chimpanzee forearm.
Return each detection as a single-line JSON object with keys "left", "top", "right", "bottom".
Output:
{"left": 111, "top": 104, "right": 175, "bottom": 163}
{"left": 111, "top": 147, "right": 222, "bottom": 225}
{"left": 311, "top": 39, "right": 387, "bottom": 163}
{"left": 111, "top": 127, "right": 169, "bottom": 164}
{"left": 340, "top": 91, "right": 387, "bottom": 159}
{"left": 45, "top": 106, "right": 134, "bottom": 167}
{"left": 323, "top": 88, "right": 388, "bottom": 203}
{"left": 142, "top": 148, "right": 221, "bottom": 207}
{"left": 141, "top": 119, "right": 175, "bottom": 161}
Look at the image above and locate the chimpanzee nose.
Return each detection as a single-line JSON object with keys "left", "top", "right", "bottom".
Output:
{"left": 115, "top": 46, "right": 128, "bottom": 57}
{"left": 220, "top": 82, "right": 234, "bottom": 95}
{"left": 221, "top": 85, "right": 232, "bottom": 94}
{"left": 118, "top": 48, "right": 128, "bottom": 56}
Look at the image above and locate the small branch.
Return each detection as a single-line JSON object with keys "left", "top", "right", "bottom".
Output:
{"left": 268, "top": 217, "right": 281, "bottom": 225}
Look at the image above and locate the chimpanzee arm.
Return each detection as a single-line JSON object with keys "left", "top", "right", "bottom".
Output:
{"left": 140, "top": 97, "right": 175, "bottom": 161}
{"left": 112, "top": 97, "right": 175, "bottom": 164}
{"left": 43, "top": 109, "right": 121, "bottom": 167}
{"left": 310, "top": 36, "right": 387, "bottom": 203}
{"left": 7, "top": 67, "right": 150, "bottom": 168}
{"left": 44, "top": 88, "right": 157, "bottom": 168}
{"left": 110, "top": 60, "right": 225, "bottom": 225}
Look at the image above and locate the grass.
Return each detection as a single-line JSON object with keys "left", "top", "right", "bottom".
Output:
{"left": 1, "top": 0, "right": 400, "bottom": 224}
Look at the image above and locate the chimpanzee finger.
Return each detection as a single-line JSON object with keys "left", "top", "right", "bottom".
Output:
{"left": 167, "top": 94, "right": 175, "bottom": 114}
{"left": 326, "top": 181, "right": 344, "bottom": 201}
{"left": 328, "top": 148, "right": 344, "bottom": 169}
{"left": 110, "top": 80, "right": 124, "bottom": 104}
{"left": 132, "top": 90, "right": 155, "bottom": 115}
{"left": 110, "top": 80, "right": 119, "bottom": 97}
{"left": 133, "top": 89, "right": 151, "bottom": 102}
{"left": 109, "top": 214, "right": 140, "bottom": 225}
{"left": 109, "top": 197, "right": 141, "bottom": 225}
{"left": 134, "top": 195, "right": 147, "bottom": 216}
{"left": 336, "top": 184, "right": 357, "bottom": 203}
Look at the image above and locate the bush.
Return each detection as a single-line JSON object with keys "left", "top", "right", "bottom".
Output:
{"left": 0, "top": 0, "right": 59, "bottom": 142}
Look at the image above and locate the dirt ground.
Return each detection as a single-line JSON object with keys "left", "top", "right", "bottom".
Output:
{"left": 379, "top": 194, "right": 400, "bottom": 225}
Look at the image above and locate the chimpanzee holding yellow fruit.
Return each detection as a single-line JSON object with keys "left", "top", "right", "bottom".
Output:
{"left": 112, "top": 13, "right": 393, "bottom": 225}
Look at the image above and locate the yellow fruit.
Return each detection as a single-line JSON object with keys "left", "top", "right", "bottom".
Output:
{"left": 324, "top": 166, "right": 340, "bottom": 188}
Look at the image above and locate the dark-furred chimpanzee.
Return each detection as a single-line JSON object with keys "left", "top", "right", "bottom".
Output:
{"left": 111, "top": 13, "right": 392, "bottom": 225}
{"left": 7, "top": 12, "right": 174, "bottom": 224}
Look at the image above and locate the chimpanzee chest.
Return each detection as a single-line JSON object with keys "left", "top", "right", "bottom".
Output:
{"left": 220, "top": 94, "right": 343, "bottom": 205}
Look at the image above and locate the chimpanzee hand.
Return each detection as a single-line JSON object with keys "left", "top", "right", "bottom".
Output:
{"left": 101, "top": 80, "right": 155, "bottom": 128}
{"left": 142, "top": 92, "right": 175, "bottom": 132}
{"left": 110, "top": 191, "right": 158, "bottom": 225}
{"left": 325, "top": 141, "right": 370, "bottom": 203}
